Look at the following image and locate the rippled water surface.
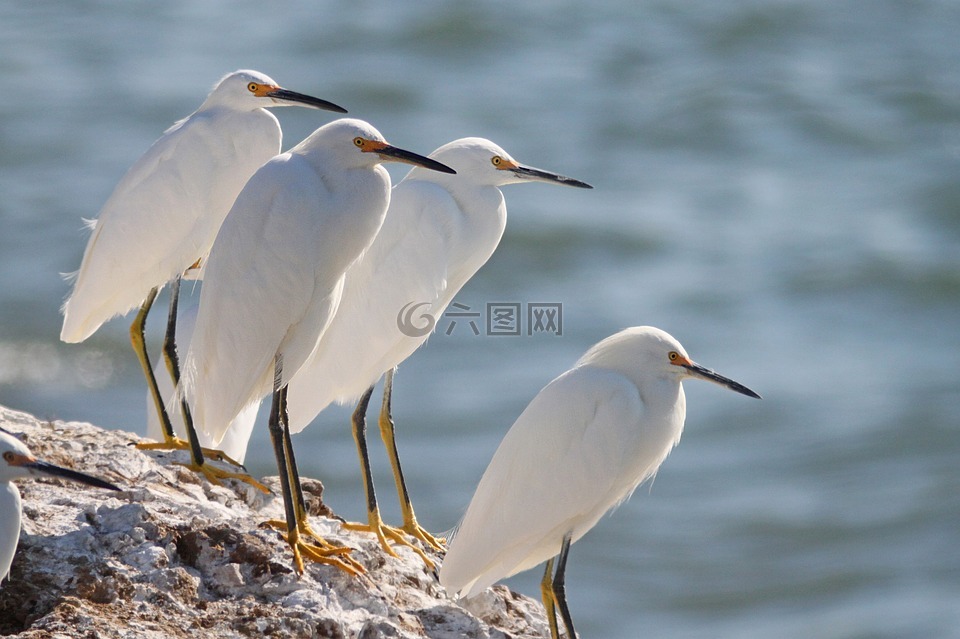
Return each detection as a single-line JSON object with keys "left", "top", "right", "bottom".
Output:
{"left": 2, "top": 2, "right": 959, "bottom": 637}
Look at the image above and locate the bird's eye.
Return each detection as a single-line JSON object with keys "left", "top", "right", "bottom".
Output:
{"left": 247, "top": 82, "right": 259, "bottom": 93}
{"left": 668, "top": 351, "right": 680, "bottom": 361}
{"left": 353, "top": 137, "right": 365, "bottom": 148}
{"left": 2, "top": 451, "right": 14, "bottom": 462}
{"left": 491, "top": 156, "right": 503, "bottom": 166}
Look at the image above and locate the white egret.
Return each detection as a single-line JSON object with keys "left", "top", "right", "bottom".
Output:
{"left": 181, "top": 118, "right": 455, "bottom": 575}
{"left": 279, "top": 138, "right": 591, "bottom": 565}
{"left": 1, "top": 427, "right": 120, "bottom": 585}
{"left": 60, "top": 70, "right": 346, "bottom": 481}
{"left": 146, "top": 305, "right": 257, "bottom": 465}
{"left": 439, "top": 326, "right": 760, "bottom": 639}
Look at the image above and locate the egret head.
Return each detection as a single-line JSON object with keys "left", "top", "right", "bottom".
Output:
{"left": 302, "top": 118, "right": 456, "bottom": 174}
{"left": 416, "top": 138, "right": 592, "bottom": 189}
{"left": 206, "top": 69, "right": 347, "bottom": 114}
{"left": 0, "top": 429, "right": 121, "bottom": 490}
{"left": 581, "top": 326, "right": 760, "bottom": 399}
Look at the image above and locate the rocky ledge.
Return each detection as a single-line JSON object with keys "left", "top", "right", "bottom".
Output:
{"left": 0, "top": 405, "right": 548, "bottom": 638}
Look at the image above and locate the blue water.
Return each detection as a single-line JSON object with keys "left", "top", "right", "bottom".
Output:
{"left": 2, "top": 2, "right": 959, "bottom": 637}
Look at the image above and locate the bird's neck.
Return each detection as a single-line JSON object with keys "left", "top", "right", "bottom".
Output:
{"left": 0, "top": 482, "right": 22, "bottom": 583}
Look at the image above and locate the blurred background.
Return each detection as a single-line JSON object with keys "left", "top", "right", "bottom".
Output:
{"left": 1, "top": 1, "right": 959, "bottom": 637}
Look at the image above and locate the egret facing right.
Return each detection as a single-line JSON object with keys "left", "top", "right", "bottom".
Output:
{"left": 181, "top": 118, "right": 455, "bottom": 575}
{"left": 60, "top": 70, "right": 346, "bottom": 484}
{"left": 439, "top": 326, "right": 760, "bottom": 639}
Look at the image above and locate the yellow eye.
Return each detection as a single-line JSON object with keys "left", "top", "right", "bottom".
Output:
{"left": 668, "top": 351, "right": 680, "bottom": 361}
{"left": 491, "top": 156, "right": 503, "bottom": 167}
{"left": 354, "top": 137, "right": 365, "bottom": 148}
{"left": 2, "top": 451, "right": 14, "bottom": 462}
{"left": 247, "top": 82, "right": 259, "bottom": 93}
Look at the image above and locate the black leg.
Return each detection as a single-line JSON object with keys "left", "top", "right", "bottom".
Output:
{"left": 131, "top": 287, "right": 176, "bottom": 440}
{"left": 278, "top": 385, "right": 308, "bottom": 520}
{"left": 266, "top": 358, "right": 305, "bottom": 574}
{"left": 352, "top": 385, "right": 379, "bottom": 516}
{"left": 553, "top": 534, "right": 577, "bottom": 639}
{"left": 160, "top": 276, "right": 205, "bottom": 466}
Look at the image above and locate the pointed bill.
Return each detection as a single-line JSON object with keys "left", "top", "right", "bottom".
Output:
{"left": 681, "top": 360, "right": 761, "bottom": 399}
{"left": 509, "top": 163, "right": 593, "bottom": 189}
{"left": 375, "top": 144, "right": 457, "bottom": 174}
{"left": 20, "top": 457, "right": 122, "bottom": 491}
{"left": 265, "top": 87, "right": 348, "bottom": 113}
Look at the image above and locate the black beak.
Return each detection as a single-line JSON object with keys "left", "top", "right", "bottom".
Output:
{"left": 266, "top": 88, "right": 348, "bottom": 114}
{"left": 378, "top": 145, "right": 457, "bottom": 174}
{"left": 511, "top": 164, "right": 593, "bottom": 189}
{"left": 683, "top": 362, "right": 761, "bottom": 399}
{"left": 27, "top": 459, "right": 122, "bottom": 491}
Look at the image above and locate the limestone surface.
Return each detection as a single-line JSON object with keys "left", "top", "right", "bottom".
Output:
{"left": 0, "top": 405, "right": 549, "bottom": 638}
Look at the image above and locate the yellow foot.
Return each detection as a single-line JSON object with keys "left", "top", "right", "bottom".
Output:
{"left": 401, "top": 517, "right": 446, "bottom": 552}
{"left": 176, "top": 460, "right": 270, "bottom": 494}
{"left": 343, "top": 511, "right": 436, "bottom": 569}
{"left": 136, "top": 436, "right": 244, "bottom": 467}
{"left": 263, "top": 519, "right": 365, "bottom": 576}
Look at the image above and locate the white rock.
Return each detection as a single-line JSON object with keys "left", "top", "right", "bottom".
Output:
{"left": 0, "top": 404, "right": 549, "bottom": 637}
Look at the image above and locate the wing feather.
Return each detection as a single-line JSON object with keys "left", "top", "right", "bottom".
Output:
{"left": 439, "top": 367, "right": 646, "bottom": 597}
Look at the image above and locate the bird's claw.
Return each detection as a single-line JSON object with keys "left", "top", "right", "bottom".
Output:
{"left": 263, "top": 519, "right": 365, "bottom": 576}
{"left": 402, "top": 519, "right": 446, "bottom": 552}
{"left": 343, "top": 510, "right": 436, "bottom": 569}
{"left": 175, "top": 460, "right": 270, "bottom": 494}
{"left": 136, "top": 436, "right": 245, "bottom": 467}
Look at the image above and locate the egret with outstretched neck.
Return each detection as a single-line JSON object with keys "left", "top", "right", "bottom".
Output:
{"left": 439, "top": 326, "right": 760, "bottom": 639}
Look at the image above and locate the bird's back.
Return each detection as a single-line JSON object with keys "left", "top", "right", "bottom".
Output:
{"left": 60, "top": 107, "right": 280, "bottom": 343}
{"left": 440, "top": 366, "right": 658, "bottom": 598}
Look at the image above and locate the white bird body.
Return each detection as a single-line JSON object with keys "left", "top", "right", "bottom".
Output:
{"left": 439, "top": 326, "right": 759, "bottom": 600}
{"left": 285, "top": 139, "right": 513, "bottom": 428}
{"left": 0, "top": 429, "right": 120, "bottom": 585}
{"left": 61, "top": 69, "right": 343, "bottom": 343}
{"left": 183, "top": 119, "right": 401, "bottom": 444}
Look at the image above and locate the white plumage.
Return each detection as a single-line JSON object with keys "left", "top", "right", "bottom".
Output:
{"left": 60, "top": 69, "right": 344, "bottom": 343}
{"left": 439, "top": 327, "right": 759, "bottom": 637}
{"left": 179, "top": 117, "right": 454, "bottom": 573}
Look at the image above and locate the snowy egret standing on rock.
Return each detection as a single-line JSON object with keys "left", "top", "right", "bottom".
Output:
{"left": 1, "top": 428, "right": 120, "bottom": 585}
{"left": 60, "top": 70, "right": 345, "bottom": 487}
{"left": 439, "top": 326, "right": 760, "bottom": 639}
{"left": 278, "top": 138, "right": 591, "bottom": 565}
{"left": 181, "top": 118, "right": 455, "bottom": 575}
